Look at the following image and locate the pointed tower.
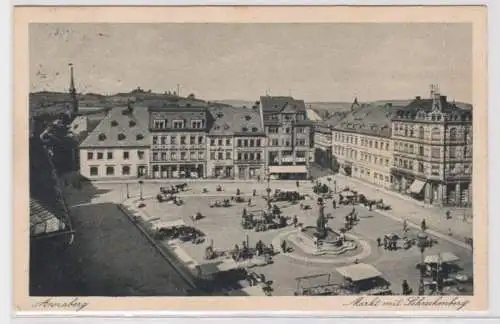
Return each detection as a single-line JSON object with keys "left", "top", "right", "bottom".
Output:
{"left": 351, "top": 97, "right": 360, "bottom": 111}
{"left": 69, "top": 63, "right": 78, "bottom": 116}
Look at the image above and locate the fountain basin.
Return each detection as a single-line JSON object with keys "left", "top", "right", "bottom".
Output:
{"left": 289, "top": 226, "right": 358, "bottom": 256}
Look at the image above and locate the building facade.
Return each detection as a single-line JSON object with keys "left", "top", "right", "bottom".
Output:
{"left": 391, "top": 86, "right": 473, "bottom": 206}
{"left": 259, "top": 96, "right": 314, "bottom": 180}
{"left": 149, "top": 105, "right": 208, "bottom": 179}
{"left": 331, "top": 101, "right": 394, "bottom": 189}
{"left": 313, "top": 123, "right": 333, "bottom": 170}
{"left": 79, "top": 105, "right": 150, "bottom": 179}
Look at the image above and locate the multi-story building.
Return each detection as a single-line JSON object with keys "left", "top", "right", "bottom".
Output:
{"left": 332, "top": 102, "right": 394, "bottom": 189}
{"left": 313, "top": 113, "right": 346, "bottom": 171}
{"left": 149, "top": 104, "right": 208, "bottom": 179}
{"left": 259, "top": 96, "right": 314, "bottom": 180}
{"left": 79, "top": 105, "right": 150, "bottom": 178}
{"left": 390, "top": 86, "right": 473, "bottom": 206}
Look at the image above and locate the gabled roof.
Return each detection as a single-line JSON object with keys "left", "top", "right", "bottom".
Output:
{"left": 260, "top": 96, "right": 306, "bottom": 113}
{"left": 79, "top": 106, "right": 149, "bottom": 148}
{"left": 208, "top": 106, "right": 264, "bottom": 136}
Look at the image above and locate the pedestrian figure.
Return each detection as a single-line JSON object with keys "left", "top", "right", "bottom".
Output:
{"left": 377, "top": 237, "right": 381, "bottom": 247}
{"left": 293, "top": 215, "right": 298, "bottom": 227}
{"left": 281, "top": 240, "right": 287, "bottom": 253}
{"left": 418, "top": 280, "right": 425, "bottom": 295}
{"left": 269, "top": 244, "right": 274, "bottom": 255}
{"left": 296, "top": 180, "right": 300, "bottom": 188}
{"left": 421, "top": 219, "right": 427, "bottom": 232}
{"left": 403, "top": 219, "right": 408, "bottom": 232}
{"left": 332, "top": 200, "right": 337, "bottom": 209}
{"left": 402, "top": 280, "right": 411, "bottom": 295}
{"left": 248, "top": 198, "right": 252, "bottom": 206}
{"left": 383, "top": 237, "right": 388, "bottom": 250}
{"left": 253, "top": 189, "right": 257, "bottom": 197}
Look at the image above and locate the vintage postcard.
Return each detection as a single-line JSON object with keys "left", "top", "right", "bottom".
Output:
{"left": 14, "top": 6, "right": 488, "bottom": 313}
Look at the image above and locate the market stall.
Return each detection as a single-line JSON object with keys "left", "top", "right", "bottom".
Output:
{"left": 335, "top": 263, "right": 392, "bottom": 295}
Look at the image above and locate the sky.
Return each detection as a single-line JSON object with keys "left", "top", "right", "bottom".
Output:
{"left": 30, "top": 23, "right": 472, "bottom": 103}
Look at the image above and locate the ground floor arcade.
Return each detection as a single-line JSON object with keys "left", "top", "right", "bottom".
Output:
{"left": 150, "top": 163, "right": 205, "bottom": 179}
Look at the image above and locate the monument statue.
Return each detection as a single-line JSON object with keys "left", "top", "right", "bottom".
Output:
{"left": 316, "top": 204, "right": 327, "bottom": 239}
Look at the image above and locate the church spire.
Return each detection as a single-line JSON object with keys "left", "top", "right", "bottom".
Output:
{"left": 69, "top": 63, "right": 78, "bottom": 115}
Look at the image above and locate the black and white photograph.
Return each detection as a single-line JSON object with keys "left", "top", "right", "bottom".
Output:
{"left": 18, "top": 6, "right": 488, "bottom": 312}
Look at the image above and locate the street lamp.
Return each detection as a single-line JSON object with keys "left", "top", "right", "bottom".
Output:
{"left": 417, "top": 232, "right": 427, "bottom": 295}
{"left": 138, "top": 180, "right": 144, "bottom": 201}
{"left": 126, "top": 183, "right": 130, "bottom": 199}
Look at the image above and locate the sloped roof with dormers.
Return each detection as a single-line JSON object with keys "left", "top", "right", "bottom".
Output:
{"left": 208, "top": 106, "right": 265, "bottom": 136}
{"left": 79, "top": 105, "right": 149, "bottom": 148}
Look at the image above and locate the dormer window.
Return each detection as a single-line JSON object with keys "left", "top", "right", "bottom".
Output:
{"left": 136, "top": 134, "right": 144, "bottom": 140}
{"left": 153, "top": 119, "right": 166, "bottom": 129}
{"left": 98, "top": 133, "right": 106, "bottom": 141}
{"left": 244, "top": 115, "right": 251, "bottom": 121}
{"left": 110, "top": 120, "right": 118, "bottom": 127}
{"left": 252, "top": 127, "right": 258, "bottom": 132}
{"left": 173, "top": 120, "right": 184, "bottom": 129}
{"left": 129, "top": 120, "right": 136, "bottom": 127}
{"left": 117, "top": 133, "right": 126, "bottom": 140}
{"left": 191, "top": 120, "right": 203, "bottom": 129}
{"left": 242, "top": 127, "right": 248, "bottom": 132}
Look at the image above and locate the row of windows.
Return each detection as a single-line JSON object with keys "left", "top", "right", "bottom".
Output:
{"left": 268, "top": 126, "right": 307, "bottom": 134}
{"left": 210, "top": 151, "right": 232, "bottom": 161}
{"left": 237, "top": 138, "right": 262, "bottom": 147}
{"left": 395, "top": 142, "right": 471, "bottom": 159}
{"left": 89, "top": 165, "right": 130, "bottom": 176}
{"left": 153, "top": 135, "right": 204, "bottom": 145}
{"left": 269, "top": 151, "right": 307, "bottom": 159}
{"left": 87, "top": 150, "right": 145, "bottom": 161}
{"left": 211, "top": 137, "right": 232, "bottom": 146}
{"left": 354, "top": 167, "right": 391, "bottom": 183}
{"left": 237, "top": 152, "right": 262, "bottom": 161}
{"left": 333, "top": 133, "right": 390, "bottom": 151}
{"left": 152, "top": 151, "right": 204, "bottom": 161}
{"left": 269, "top": 138, "right": 307, "bottom": 147}
{"left": 263, "top": 113, "right": 306, "bottom": 122}
{"left": 334, "top": 145, "right": 390, "bottom": 166}
{"left": 152, "top": 119, "right": 205, "bottom": 129}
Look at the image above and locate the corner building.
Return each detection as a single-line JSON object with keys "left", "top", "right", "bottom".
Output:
{"left": 390, "top": 86, "right": 473, "bottom": 206}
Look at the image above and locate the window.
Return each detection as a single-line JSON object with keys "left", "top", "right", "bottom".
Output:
{"left": 190, "top": 152, "right": 196, "bottom": 160}
{"left": 153, "top": 120, "right": 166, "bottom": 129}
{"left": 385, "top": 143, "right": 389, "bottom": 150}
{"left": 374, "top": 141, "right": 378, "bottom": 149}
{"left": 450, "top": 147, "right": 457, "bottom": 159}
{"left": 181, "top": 152, "right": 187, "bottom": 160}
{"left": 161, "top": 152, "right": 167, "bottom": 161}
{"left": 173, "top": 120, "right": 184, "bottom": 129}
{"left": 257, "top": 153, "right": 261, "bottom": 160}
{"left": 419, "top": 126, "right": 425, "bottom": 139}
{"left": 237, "top": 153, "right": 242, "bottom": 160}
{"left": 431, "top": 147, "right": 440, "bottom": 158}
{"left": 431, "top": 127, "right": 441, "bottom": 140}
{"left": 431, "top": 164, "right": 440, "bottom": 176}
{"left": 129, "top": 120, "right": 136, "bottom": 127}
{"left": 369, "top": 140, "right": 373, "bottom": 148}
{"left": 180, "top": 136, "right": 186, "bottom": 145}
{"left": 171, "top": 152, "right": 177, "bottom": 160}
{"left": 111, "top": 120, "right": 118, "bottom": 127}
{"left": 256, "top": 139, "right": 261, "bottom": 146}
{"left": 419, "top": 146, "right": 424, "bottom": 156}
{"left": 218, "top": 139, "right": 223, "bottom": 146}
{"left": 153, "top": 136, "right": 158, "bottom": 145}
{"left": 117, "top": 133, "right": 126, "bottom": 141}
{"left": 87, "top": 152, "right": 93, "bottom": 160}
{"left": 268, "top": 127, "right": 278, "bottom": 134}
{"left": 250, "top": 139, "right": 255, "bottom": 147}
{"left": 226, "top": 151, "right": 231, "bottom": 160}
{"left": 171, "top": 136, "right": 177, "bottom": 145}
{"left": 123, "top": 151, "right": 129, "bottom": 160}
{"left": 107, "top": 152, "right": 113, "bottom": 159}
{"left": 226, "top": 138, "right": 231, "bottom": 146}
{"left": 190, "top": 136, "right": 196, "bottom": 145}
{"left": 153, "top": 152, "right": 159, "bottom": 161}
{"left": 237, "top": 140, "right": 242, "bottom": 147}
{"left": 191, "top": 120, "right": 203, "bottom": 129}
{"left": 218, "top": 152, "right": 223, "bottom": 160}
{"left": 98, "top": 134, "right": 106, "bottom": 141}
{"left": 137, "top": 151, "right": 145, "bottom": 159}
{"left": 198, "top": 152, "right": 204, "bottom": 160}
{"left": 136, "top": 134, "right": 144, "bottom": 140}
{"left": 296, "top": 151, "right": 306, "bottom": 158}
{"left": 418, "top": 162, "right": 424, "bottom": 173}
{"left": 122, "top": 166, "right": 130, "bottom": 175}
{"left": 211, "top": 139, "right": 216, "bottom": 146}
{"left": 285, "top": 128, "right": 291, "bottom": 134}
{"left": 161, "top": 136, "right": 166, "bottom": 145}
{"left": 449, "top": 128, "right": 458, "bottom": 141}
{"left": 244, "top": 139, "right": 249, "bottom": 147}
{"left": 198, "top": 136, "right": 204, "bottom": 144}
{"left": 106, "top": 166, "right": 115, "bottom": 176}
{"left": 90, "top": 166, "right": 98, "bottom": 176}
{"left": 272, "top": 139, "right": 279, "bottom": 146}
{"left": 296, "top": 139, "right": 306, "bottom": 146}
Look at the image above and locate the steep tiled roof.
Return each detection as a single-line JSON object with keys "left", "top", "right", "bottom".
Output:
{"left": 260, "top": 96, "right": 306, "bottom": 113}
{"left": 79, "top": 105, "right": 149, "bottom": 148}
{"left": 208, "top": 106, "right": 264, "bottom": 136}
{"left": 333, "top": 103, "right": 395, "bottom": 138}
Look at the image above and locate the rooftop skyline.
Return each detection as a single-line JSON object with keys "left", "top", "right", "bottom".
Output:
{"left": 30, "top": 23, "right": 472, "bottom": 103}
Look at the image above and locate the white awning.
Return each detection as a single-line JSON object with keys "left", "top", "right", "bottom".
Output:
{"left": 336, "top": 263, "right": 383, "bottom": 282}
{"left": 269, "top": 165, "right": 308, "bottom": 174}
{"left": 409, "top": 179, "right": 426, "bottom": 194}
{"left": 425, "top": 252, "right": 460, "bottom": 264}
